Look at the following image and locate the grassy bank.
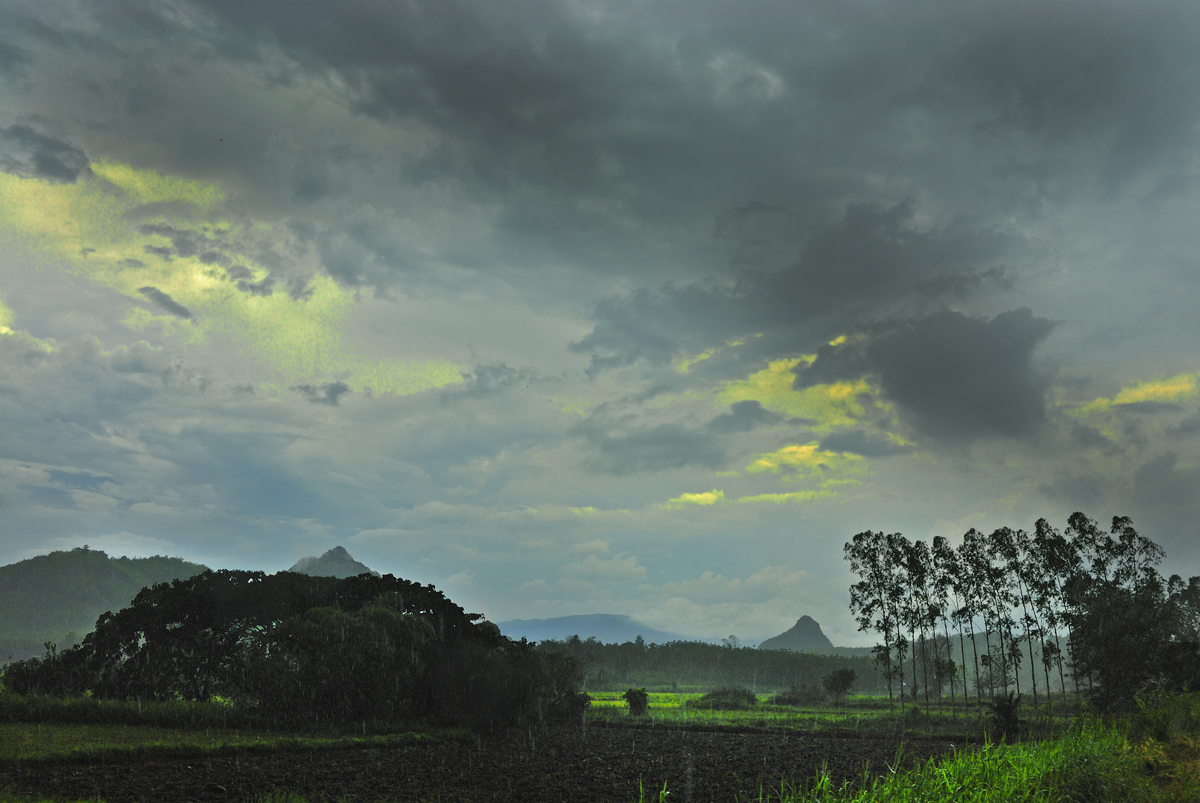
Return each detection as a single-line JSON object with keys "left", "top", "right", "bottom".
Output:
{"left": 630, "top": 724, "right": 1199, "bottom": 803}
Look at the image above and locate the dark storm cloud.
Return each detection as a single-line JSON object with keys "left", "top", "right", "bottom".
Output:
{"left": 1134, "top": 451, "right": 1200, "bottom": 508}
{"left": 236, "top": 276, "right": 275, "bottom": 296}
{"left": 1170, "top": 414, "right": 1200, "bottom": 438}
{"left": 0, "top": 40, "right": 31, "bottom": 77}
{"left": 571, "top": 418, "right": 726, "bottom": 476}
{"left": 163, "top": 0, "right": 1200, "bottom": 198}
{"left": 10, "top": 0, "right": 1198, "bottom": 304}
{"left": 292, "top": 381, "right": 351, "bottom": 406}
{"left": 706, "top": 400, "right": 783, "bottom": 434}
{"left": 572, "top": 201, "right": 1009, "bottom": 373}
{"left": 1040, "top": 474, "right": 1108, "bottom": 508}
{"left": 818, "top": 430, "right": 911, "bottom": 458}
{"left": 1070, "top": 422, "right": 1116, "bottom": 452}
{"left": 796, "top": 309, "right": 1057, "bottom": 441}
{"left": 137, "top": 286, "right": 194, "bottom": 320}
{"left": 0, "top": 124, "right": 90, "bottom": 182}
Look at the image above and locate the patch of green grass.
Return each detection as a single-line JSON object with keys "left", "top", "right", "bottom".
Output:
{"left": 585, "top": 691, "right": 1012, "bottom": 738}
{"left": 0, "top": 722, "right": 465, "bottom": 767}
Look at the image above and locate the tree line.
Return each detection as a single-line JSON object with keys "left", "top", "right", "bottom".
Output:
{"left": 537, "top": 634, "right": 885, "bottom": 693}
{"left": 845, "top": 512, "right": 1200, "bottom": 713}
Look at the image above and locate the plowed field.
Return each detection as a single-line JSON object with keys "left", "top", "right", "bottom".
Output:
{"left": 2, "top": 725, "right": 964, "bottom": 802}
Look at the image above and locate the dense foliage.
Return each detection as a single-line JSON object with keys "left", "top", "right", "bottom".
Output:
{"left": 0, "top": 546, "right": 208, "bottom": 662}
{"left": 686, "top": 686, "right": 759, "bottom": 710}
{"left": 2, "top": 569, "right": 586, "bottom": 729}
{"left": 537, "top": 634, "right": 884, "bottom": 692}
{"left": 845, "top": 512, "right": 1200, "bottom": 713}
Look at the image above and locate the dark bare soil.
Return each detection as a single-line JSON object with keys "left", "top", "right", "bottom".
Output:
{"left": 2, "top": 725, "right": 963, "bottom": 803}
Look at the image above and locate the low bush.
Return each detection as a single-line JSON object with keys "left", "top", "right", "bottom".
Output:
{"left": 623, "top": 687, "right": 649, "bottom": 716}
{"left": 984, "top": 691, "right": 1023, "bottom": 741}
{"left": 774, "top": 683, "right": 826, "bottom": 707}
{"left": 687, "top": 686, "right": 758, "bottom": 711}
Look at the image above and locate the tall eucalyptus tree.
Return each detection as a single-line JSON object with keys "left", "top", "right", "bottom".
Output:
{"left": 986, "top": 527, "right": 1021, "bottom": 699}
{"left": 885, "top": 531, "right": 912, "bottom": 706}
{"left": 931, "top": 536, "right": 965, "bottom": 711}
{"left": 902, "top": 538, "right": 936, "bottom": 707}
{"left": 845, "top": 530, "right": 901, "bottom": 709}
{"left": 960, "top": 529, "right": 995, "bottom": 698}
{"left": 1032, "top": 517, "right": 1078, "bottom": 700}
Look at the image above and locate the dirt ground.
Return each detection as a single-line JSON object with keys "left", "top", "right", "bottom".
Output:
{"left": 2, "top": 724, "right": 964, "bottom": 802}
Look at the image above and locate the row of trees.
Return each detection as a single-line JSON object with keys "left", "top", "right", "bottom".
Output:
{"left": 3, "top": 570, "right": 588, "bottom": 729}
{"left": 845, "top": 513, "right": 1200, "bottom": 713}
{"left": 537, "top": 634, "right": 884, "bottom": 693}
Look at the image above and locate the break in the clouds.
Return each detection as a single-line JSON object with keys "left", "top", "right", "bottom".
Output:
{"left": 2, "top": 0, "right": 1200, "bottom": 643}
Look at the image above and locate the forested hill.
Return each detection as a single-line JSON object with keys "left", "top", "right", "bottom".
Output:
{"left": 0, "top": 546, "right": 208, "bottom": 662}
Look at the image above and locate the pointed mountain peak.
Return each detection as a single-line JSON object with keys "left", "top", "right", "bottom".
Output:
{"left": 287, "top": 546, "right": 379, "bottom": 579}
{"left": 758, "top": 614, "right": 834, "bottom": 652}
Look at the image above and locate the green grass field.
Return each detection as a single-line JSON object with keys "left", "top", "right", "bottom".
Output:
{"left": 584, "top": 691, "right": 1079, "bottom": 739}
{"left": 0, "top": 721, "right": 460, "bottom": 767}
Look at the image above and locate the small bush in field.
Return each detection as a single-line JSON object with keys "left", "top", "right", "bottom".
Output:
{"left": 986, "top": 691, "right": 1023, "bottom": 741}
{"left": 821, "top": 668, "right": 856, "bottom": 706}
{"left": 687, "top": 687, "right": 757, "bottom": 710}
{"left": 773, "top": 683, "right": 826, "bottom": 707}
{"left": 623, "top": 687, "right": 649, "bottom": 715}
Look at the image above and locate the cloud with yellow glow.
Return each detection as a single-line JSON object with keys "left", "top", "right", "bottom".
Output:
{"left": 737, "top": 489, "right": 838, "bottom": 504}
{"left": 745, "top": 442, "right": 865, "bottom": 482}
{"left": 717, "top": 357, "right": 872, "bottom": 431}
{"left": 662, "top": 489, "right": 725, "bottom": 509}
{"left": 0, "top": 163, "right": 463, "bottom": 396}
{"left": 1073, "top": 373, "right": 1199, "bottom": 416}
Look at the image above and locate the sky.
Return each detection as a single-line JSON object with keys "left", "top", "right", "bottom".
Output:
{"left": 2, "top": 0, "right": 1200, "bottom": 646}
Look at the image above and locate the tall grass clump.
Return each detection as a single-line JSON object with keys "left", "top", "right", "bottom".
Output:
{"left": 775, "top": 724, "right": 1194, "bottom": 803}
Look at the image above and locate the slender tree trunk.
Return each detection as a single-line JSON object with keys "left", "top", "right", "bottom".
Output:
{"left": 941, "top": 616, "right": 956, "bottom": 713}
{"left": 920, "top": 631, "right": 931, "bottom": 709}
{"left": 982, "top": 615, "right": 995, "bottom": 699}
{"left": 969, "top": 624, "right": 982, "bottom": 712}
{"left": 957, "top": 619, "right": 970, "bottom": 710}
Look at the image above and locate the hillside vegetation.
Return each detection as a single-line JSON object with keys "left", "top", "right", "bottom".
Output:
{"left": 0, "top": 547, "right": 208, "bottom": 662}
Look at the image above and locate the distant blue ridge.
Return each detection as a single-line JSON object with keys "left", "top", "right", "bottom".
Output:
{"left": 496, "top": 614, "right": 680, "bottom": 645}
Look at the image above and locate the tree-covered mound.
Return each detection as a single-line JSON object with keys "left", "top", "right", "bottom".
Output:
{"left": 0, "top": 546, "right": 208, "bottom": 662}
{"left": 3, "top": 569, "right": 587, "bottom": 729}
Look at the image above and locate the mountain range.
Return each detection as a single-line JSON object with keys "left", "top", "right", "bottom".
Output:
{"left": 497, "top": 614, "right": 680, "bottom": 645}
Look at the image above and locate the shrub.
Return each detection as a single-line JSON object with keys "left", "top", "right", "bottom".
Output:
{"left": 986, "top": 691, "right": 1023, "bottom": 741}
{"left": 774, "top": 683, "right": 826, "bottom": 707}
{"left": 821, "top": 668, "right": 856, "bottom": 706}
{"left": 623, "top": 687, "right": 649, "bottom": 716}
{"left": 687, "top": 686, "right": 758, "bottom": 710}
